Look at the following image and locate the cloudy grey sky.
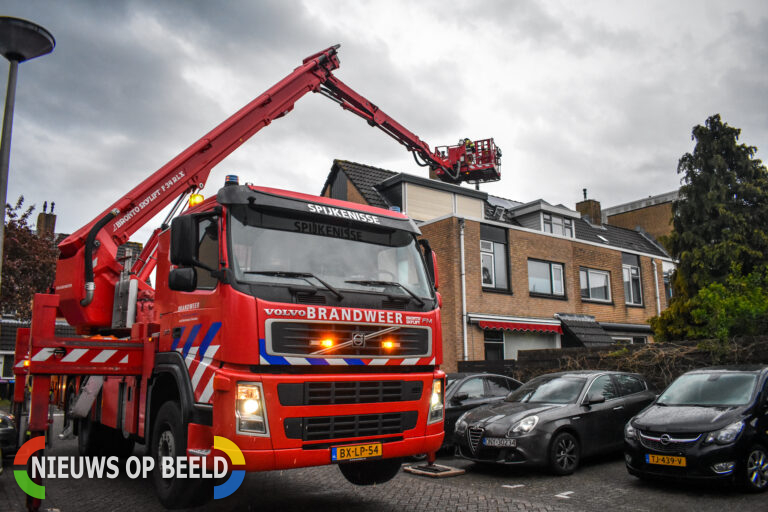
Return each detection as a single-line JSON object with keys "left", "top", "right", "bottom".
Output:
{"left": 2, "top": 1, "right": 766, "bottom": 241}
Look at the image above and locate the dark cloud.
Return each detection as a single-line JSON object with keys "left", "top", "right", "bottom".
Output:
{"left": 0, "top": 0, "right": 766, "bottom": 239}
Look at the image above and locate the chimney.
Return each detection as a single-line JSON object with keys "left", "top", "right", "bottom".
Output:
{"left": 36, "top": 200, "right": 57, "bottom": 236}
{"left": 575, "top": 189, "right": 601, "bottom": 224}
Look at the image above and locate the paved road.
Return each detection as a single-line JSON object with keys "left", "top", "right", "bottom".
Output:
{"left": 1, "top": 424, "right": 765, "bottom": 512}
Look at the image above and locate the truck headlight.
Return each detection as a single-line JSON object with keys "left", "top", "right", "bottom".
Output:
{"left": 703, "top": 421, "right": 743, "bottom": 445}
{"left": 507, "top": 415, "right": 538, "bottom": 436}
{"left": 427, "top": 379, "right": 444, "bottom": 424}
{"left": 237, "top": 383, "right": 268, "bottom": 435}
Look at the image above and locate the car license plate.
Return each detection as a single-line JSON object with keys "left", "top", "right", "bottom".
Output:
{"left": 646, "top": 454, "right": 686, "bottom": 467}
{"left": 331, "top": 442, "right": 383, "bottom": 462}
{"left": 482, "top": 437, "right": 516, "bottom": 448}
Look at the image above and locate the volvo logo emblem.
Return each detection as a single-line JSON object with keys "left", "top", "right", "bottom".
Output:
{"left": 352, "top": 333, "right": 366, "bottom": 347}
{"left": 660, "top": 434, "right": 672, "bottom": 445}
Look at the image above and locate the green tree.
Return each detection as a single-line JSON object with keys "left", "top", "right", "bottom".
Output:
{"left": 0, "top": 197, "right": 58, "bottom": 320}
{"left": 652, "top": 114, "right": 768, "bottom": 341}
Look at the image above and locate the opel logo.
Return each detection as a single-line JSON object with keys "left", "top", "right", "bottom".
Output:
{"left": 352, "top": 333, "right": 366, "bottom": 347}
{"left": 660, "top": 434, "right": 672, "bottom": 445}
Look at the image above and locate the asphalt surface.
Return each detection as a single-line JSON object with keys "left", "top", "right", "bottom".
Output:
{"left": 0, "top": 415, "right": 765, "bottom": 512}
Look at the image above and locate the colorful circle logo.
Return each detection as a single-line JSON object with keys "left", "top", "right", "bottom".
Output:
{"left": 213, "top": 435, "right": 245, "bottom": 499}
{"left": 13, "top": 436, "right": 46, "bottom": 499}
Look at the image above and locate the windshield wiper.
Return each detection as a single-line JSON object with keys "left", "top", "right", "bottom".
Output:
{"left": 345, "top": 280, "right": 425, "bottom": 306}
{"left": 245, "top": 271, "right": 344, "bottom": 300}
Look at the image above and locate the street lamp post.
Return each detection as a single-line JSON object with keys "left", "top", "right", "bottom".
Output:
{"left": 0, "top": 17, "right": 55, "bottom": 293}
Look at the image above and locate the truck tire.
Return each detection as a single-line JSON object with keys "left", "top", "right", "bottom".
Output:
{"left": 77, "top": 417, "right": 102, "bottom": 456}
{"left": 151, "top": 401, "right": 212, "bottom": 508}
{"left": 338, "top": 458, "right": 402, "bottom": 485}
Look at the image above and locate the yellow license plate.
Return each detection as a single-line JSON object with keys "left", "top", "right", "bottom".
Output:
{"left": 646, "top": 454, "right": 686, "bottom": 467}
{"left": 332, "top": 442, "right": 383, "bottom": 462}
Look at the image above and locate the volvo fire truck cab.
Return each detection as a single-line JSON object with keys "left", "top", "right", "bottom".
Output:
{"left": 147, "top": 182, "right": 446, "bottom": 503}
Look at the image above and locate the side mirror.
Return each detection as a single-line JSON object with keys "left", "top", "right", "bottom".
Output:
{"left": 419, "top": 239, "right": 438, "bottom": 290}
{"left": 584, "top": 393, "right": 606, "bottom": 406}
{"left": 431, "top": 251, "right": 439, "bottom": 290}
{"left": 169, "top": 267, "right": 197, "bottom": 292}
{"left": 170, "top": 215, "right": 198, "bottom": 267}
{"left": 452, "top": 392, "right": 469, "bottom": 404}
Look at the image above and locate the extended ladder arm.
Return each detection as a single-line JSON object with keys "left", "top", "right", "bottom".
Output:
{"left": 57, "top": 44, "right": 499, "bottom": 329}
{"left": 317, "top": 75, "right": 453, "bottom": 175}
{"left": 57, "top": 46, "right": 342, "bottom": 320}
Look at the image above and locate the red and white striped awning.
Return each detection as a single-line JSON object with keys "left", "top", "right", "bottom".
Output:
{"left": 478, "top": 321, "right": 563, "bottom": 334}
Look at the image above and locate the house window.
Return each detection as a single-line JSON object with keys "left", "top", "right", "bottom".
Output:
{"left": 484, "top": 330, "right": 504, "bottom": 360}
{"left": 543, "top": 213, "right": 573, "bottom": 237}
{"left": 528, "top": 259, "right": 565, "bottom": 297}
{"left": 580, "top": 267, "right": 611, "bottom": 302}
{"left": 480, "top": 224, "right": 508, "bottom": 291}
{"left": 622, "top": 253, "right": 643, "bottom": 306}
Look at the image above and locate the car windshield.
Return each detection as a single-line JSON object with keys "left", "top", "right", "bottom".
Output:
{"left": 657, "top": 372, "right": 758, "bottom": 407}
{"left": 228, "top": 206, "right": 433, "bottom": 299}
{"left": 506, "top": 375, "right": 587, "bottom": 404}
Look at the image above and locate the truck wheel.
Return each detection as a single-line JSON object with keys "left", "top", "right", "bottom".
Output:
{"left": 740, "top": 444, "right": 768, "bottom": 493}
{"left": 151, "top": 401, "right": 212, "bottom": 508}
{"left": 338, "top": 458, "right": 402, "bottom": 485}
{"left": 549, "top": 431, "right": 579, "bottom": 476}
{"left": 77, "top": 417, "right": 102, "bottom": 456}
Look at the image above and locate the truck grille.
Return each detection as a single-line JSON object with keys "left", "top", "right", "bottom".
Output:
{"left": 284, "top": 412, "right": 418, "bottom": 441}
{"left": 268, "top": 321, "right": 430, "bottom": 358}
{"left": 277, "top": 380, "right": 423, "bottom": 406}
{"left": 638, "top": 430, "right": 702, "bottom": 453}
{"left": 468, "top": 427, "right": 484, "bottom": 454}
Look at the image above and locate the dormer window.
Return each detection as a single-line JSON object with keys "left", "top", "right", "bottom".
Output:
{"left": 543, "top": 213, "right": 573, "bottom": 237}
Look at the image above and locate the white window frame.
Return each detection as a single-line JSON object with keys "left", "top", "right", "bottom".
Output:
{"left": 563, "top": 218, "right": 574, "bottom": 238}
{"left": 580, "top": 267, "right": 612, "bottom": 302}
{"left": 480, "top": 240, "right": 495, "bottom": 287}
{"left": 528, "top": 260, "right": 565, "bottom": 297}
{"left": 483, "top": 330, "right": 505, "bottom": 360}
{"left": 622, "top": 264, "right": 643, "bottom": 305}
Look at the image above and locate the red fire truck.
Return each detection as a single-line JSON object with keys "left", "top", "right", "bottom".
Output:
{"left": 12, "top": 45, "right": 501, "bottom": 509}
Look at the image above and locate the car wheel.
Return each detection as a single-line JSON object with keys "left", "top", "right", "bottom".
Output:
{"left": 549, "top": 432, "right": 579, "bottom": 476}
{"left": 338, "top": 458, "right": 402, "bottom": 485}
{"left": 741, "top": 444, "right": 768, "bottom": 493}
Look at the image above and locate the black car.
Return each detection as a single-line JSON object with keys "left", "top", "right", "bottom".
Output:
{"left": 454, "top": 370, "right": 655, "bottom": 474}
{"left": 624, "top": 365, "right": 768, "bottom": 492}
{"left": 0, "top": 410, "right": 18, "bottom": 459}
{"left": 443, "top": 373, "right": 521, "bottom": 449}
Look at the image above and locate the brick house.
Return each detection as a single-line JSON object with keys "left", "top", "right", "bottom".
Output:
{"left": 322, "top": 160, "right": 675, "bottom": 372}
{"left": 602, "top": 190, "right": 678, "bottom": 243}
{"left": 602, "top": 190, "right": 678, "bottom": 302}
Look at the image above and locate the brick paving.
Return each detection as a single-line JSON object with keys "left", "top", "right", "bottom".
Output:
{"left": 1, "top": 413, "right": 764, "bottom": 512}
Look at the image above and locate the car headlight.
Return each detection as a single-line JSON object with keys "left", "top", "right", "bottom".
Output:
{"left": 236, "top": 382, "right": 268, "bottom": 435}
{"left": 624, "top": 422, "right": 637, "bottom": 440}
{"left": 428, "top": 379, "right": 444, "bottom": 424}
{"left": 703, "top": 421, "right": 743, "bottom": 445}
{"left": 507, "top": 415, "right": 539, "bottom": 436}
{"left": 455, "top": 411, "right": 470, "bottom": 433}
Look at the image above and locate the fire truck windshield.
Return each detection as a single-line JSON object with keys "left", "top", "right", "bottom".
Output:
{"left": 228, "top": 206, "right": 434, "bottom": 300}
